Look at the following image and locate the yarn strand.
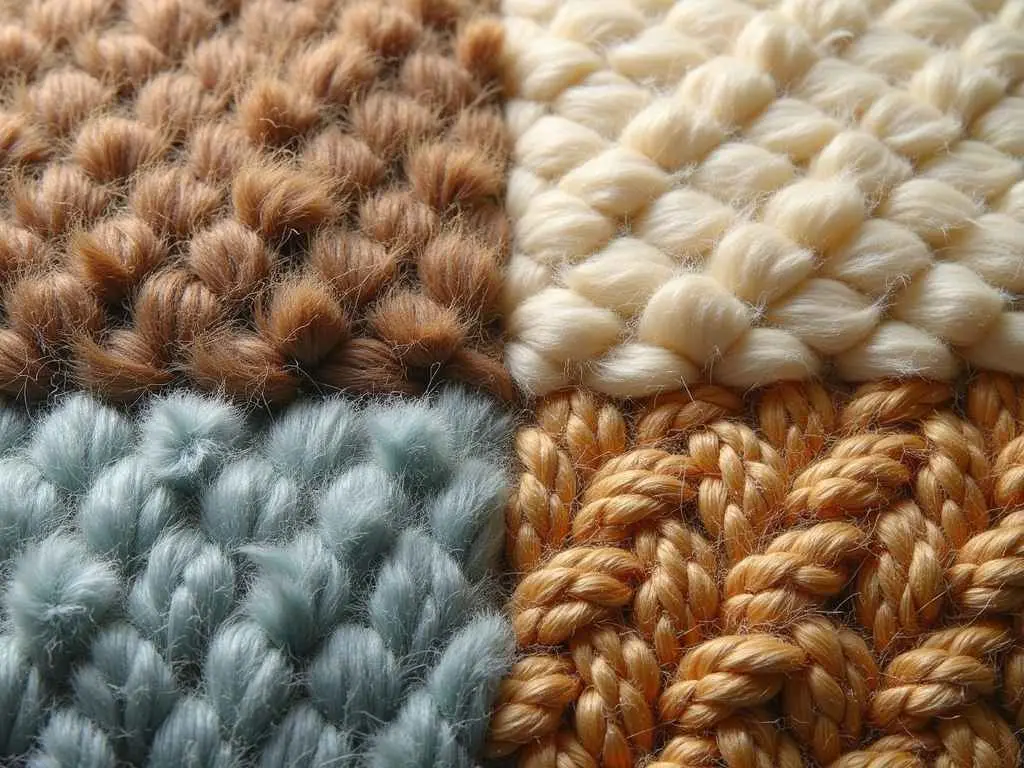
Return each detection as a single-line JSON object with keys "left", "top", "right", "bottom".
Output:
{"left": 492, "top": 376, "right": 1024, "bottom": 767}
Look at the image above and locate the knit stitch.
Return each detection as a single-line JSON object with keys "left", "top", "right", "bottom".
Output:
{"left": 0, "top": 0, "right": 510, "bottom": 405}
{"left": 500, "top": 0, "right": 1024, "bottom": 396}
{"left": 490, "top": 373, "right": 1024, "bottom": 767}
{"left": 0, "top": 386, "right": 513, "bottom": 766}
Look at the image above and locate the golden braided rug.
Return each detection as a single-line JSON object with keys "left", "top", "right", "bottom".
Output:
{"left": 488, "top": 373, "right": 1024, "bottom": 767}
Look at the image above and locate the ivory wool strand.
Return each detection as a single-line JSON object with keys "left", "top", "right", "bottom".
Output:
{"left": 0, "top": 387, "right": 514, "bottom": 767}
{"left": 0, "top": 0, "right": 511, "bottom": 404}
{"left": 488, "top": 373, "right": 1024, "bottom": 767}
{"left": 500, "top": 0, "right": 1024, "bottom": 396}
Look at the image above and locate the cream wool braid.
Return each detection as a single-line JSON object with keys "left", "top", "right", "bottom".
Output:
{"left": 499, "top": 0, "right": 1024, "bottom": 397}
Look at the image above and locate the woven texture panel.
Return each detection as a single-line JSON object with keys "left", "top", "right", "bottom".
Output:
{"left": 489, "top": 373, "right": 1024, "bottom": 767}
{"left": 0, "top": 387, "right": 512, "bottom": 766}
{"left": 0, "top": 0, "right": 511, "bottom": 405}
{"left": 501, "top": 0, "right": 1024, "bottom": 397}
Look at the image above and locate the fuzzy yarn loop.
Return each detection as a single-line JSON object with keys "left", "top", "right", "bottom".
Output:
{"left": 502, "top": 0, "right": 1024, "bottom": 396}
{"left": 0, "top": 387, "right": 513, "bottom": 767}
{"left": 0, "top": 0, "right": 512, "bottom": 405}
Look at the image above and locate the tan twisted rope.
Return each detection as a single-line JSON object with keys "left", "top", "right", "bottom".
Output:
{"left": 490, "top": 372, "right": 1024, "bottom": 767}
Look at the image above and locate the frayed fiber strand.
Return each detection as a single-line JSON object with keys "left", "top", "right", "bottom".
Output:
{"left": 500, "top": 0, "right": 1024, "bottom": 397}
{"left": 490, "top": 373, "right": 1024, "bottom": 767}
{"left": 0, "top": 386, "right": 513, "bottom": 766}
{"left": 0, "top": 0, "right": 511, "bottom": 405}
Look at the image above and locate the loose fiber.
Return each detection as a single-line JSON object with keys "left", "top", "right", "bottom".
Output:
{"left": 0, "top": 0, "right": 511, "bottom": 405}
{"left": 0, "top": 386, "right": 513, "bottom": 766}
{"left": 501, "top": 0, "right": 1024, "bottom": 396}
{"left": 490, "top": 372, "right": 1024, "bottom": 767}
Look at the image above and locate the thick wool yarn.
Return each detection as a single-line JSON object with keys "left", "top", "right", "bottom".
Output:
{"left": 500, "top": 0, "right": 1024, "bottom": 396}
{"left": 0, "top": 0, "right": 511, "bottom": 405}
{"left": 0, "top": 386, "right": 513, "bottom": 766}
{"left": 489, "top": 372, "right": 1024, "bottom": 767}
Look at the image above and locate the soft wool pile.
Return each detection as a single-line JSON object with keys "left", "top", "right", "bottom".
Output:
{"left": 0, "top": 0, "right": 509, "bottom": 404}
{"left": 500, "top": 0, "right": 1024, "bottom": 395}
{"left": 0, "top": 388, "right": 512, "bottom": 765}
{"left": 0, "top": 1, "right": 519, "bottom": 766}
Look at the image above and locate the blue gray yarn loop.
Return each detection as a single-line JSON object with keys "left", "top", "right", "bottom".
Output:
{"left": 0, "top": 389, "right": 514, "bottom": 767}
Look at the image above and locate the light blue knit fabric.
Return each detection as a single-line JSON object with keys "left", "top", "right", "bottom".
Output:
{"left": 0, "top": 389, "right": 514, "bottom": 767}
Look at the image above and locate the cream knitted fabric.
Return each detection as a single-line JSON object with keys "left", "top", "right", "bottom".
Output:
{"left": 501, "top": 0, "right": 1024, "bottom": 397}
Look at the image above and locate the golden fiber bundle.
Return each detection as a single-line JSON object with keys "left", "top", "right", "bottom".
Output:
{"left": 490, "top": 372, "right": 1024, "bottom": 767}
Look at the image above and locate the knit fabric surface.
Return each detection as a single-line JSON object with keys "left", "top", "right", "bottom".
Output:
{"left": 5, "top": 0, "right": 1024, "bottom": 767}
{"left": 0, "top": 0, "right": 511, "bottom": 405}
{"left": 0, "top": 386, "right": 513, "bottom": 766}
{"left": 490, "top": 373, "right": 1024, "bottom": 767}
{"left": 500, "top": 0, "right": 1024, "bottom": 397}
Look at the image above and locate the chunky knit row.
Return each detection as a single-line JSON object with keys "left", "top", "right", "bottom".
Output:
{"left": 0, "top": 386, "right": 513, "bottom": 766}
{"left": 0, "top": 0, "right": 511, "bottom": 405}
{"left": 489, "top": 372, "right": 1024, "bottom": 767}
{"left": 500, "top": 0, "right": 1024, "bottom": 396}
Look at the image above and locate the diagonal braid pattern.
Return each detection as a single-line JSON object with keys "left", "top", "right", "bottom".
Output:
{"left": 500, "top": 0, "right": 1024, "bottom": 397}
{"left": 0, "top": 386, "right": 513, "bottom": 766}
{"left": 490, "top": 372, "right": 1024, "bottom": 767}
{"left": 0, "top": 0, "right": 511, "bottom": 405}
